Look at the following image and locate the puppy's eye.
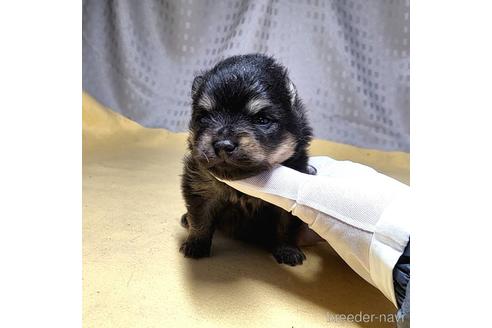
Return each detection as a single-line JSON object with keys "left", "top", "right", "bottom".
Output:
{"left": 253, "top": 116, "right": 271, "bottom": 126}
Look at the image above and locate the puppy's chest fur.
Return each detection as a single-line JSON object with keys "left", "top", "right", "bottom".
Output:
{"left": 223, "top": 186, "right": 264, "bottom": 215}
{"left": 186, "top": 157, "right": 265, "bottom": 216}
{"left": 182, "top": 157, "right": 287, "bottom": 241}
{"left": 214, "top": 184, "right": 278, "bottom": 242}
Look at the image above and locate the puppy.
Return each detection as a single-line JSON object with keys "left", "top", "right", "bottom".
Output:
{"left": 180, "top": 54, "right": 314, "bottom": 266}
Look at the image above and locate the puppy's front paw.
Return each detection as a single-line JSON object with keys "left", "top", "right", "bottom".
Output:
{"left": 180, "top": 238, "right": 211, "bottom": 259}
{"left": 272, "top": 245, "right": 306, "bottom": 266}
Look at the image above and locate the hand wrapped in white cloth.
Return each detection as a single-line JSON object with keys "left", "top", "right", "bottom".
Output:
{"left": 216, "top": 156, "right": 410, "bottom": 307}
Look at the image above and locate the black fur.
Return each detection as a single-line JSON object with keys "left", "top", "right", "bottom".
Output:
{"left": 180, "top": 54, "right": 313, "bottom": 266}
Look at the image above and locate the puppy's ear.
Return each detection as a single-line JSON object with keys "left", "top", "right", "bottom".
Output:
{"left": 191, "top": 75, "right": 204, "bottom": 98}
{"left": 286, "top": 78, "right": 298, "bottom": 105}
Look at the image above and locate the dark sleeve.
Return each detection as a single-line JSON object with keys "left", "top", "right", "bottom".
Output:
{"left": 393, "top": 240, "right": 410, "bottom": 328}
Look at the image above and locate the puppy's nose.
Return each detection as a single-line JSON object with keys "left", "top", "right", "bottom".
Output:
{"left": 213, "top": 140, "right": 237, "bottom": 156}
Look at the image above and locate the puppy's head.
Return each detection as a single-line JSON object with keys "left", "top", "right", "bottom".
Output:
{"left": 188, "top": 54, "right": 311, "bottom": 180}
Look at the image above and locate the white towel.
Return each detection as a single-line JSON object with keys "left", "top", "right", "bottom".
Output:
{"left": 216, "top": 156, "right": 410, "bottom": 307}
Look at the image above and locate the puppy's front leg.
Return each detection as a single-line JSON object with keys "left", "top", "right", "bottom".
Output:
{"left": 271, "top": 210, "right": 306, "bottom": 266}
{"left": 180, "top": 200, "right": 217, "bottom": 259}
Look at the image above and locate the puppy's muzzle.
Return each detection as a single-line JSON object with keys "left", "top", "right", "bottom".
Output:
{"left": 213, "top": 139, "right": 238, "bottom": 157}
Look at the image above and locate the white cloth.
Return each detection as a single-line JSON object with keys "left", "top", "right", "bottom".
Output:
{"left": 216, "top": 156, "right": 410, "bottom": 307}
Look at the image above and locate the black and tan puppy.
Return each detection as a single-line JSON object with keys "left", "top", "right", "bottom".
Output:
{"left": 180, "top": 54, "right": 314, "bottom": 266}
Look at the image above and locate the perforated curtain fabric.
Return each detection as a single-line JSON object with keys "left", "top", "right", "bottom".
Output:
{"left": 83, "top": 0, "right": 409, "bottom": 152}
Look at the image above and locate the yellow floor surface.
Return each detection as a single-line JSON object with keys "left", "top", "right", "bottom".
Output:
{"left": 83, "top": 92, "right": 409, "bottom": 328}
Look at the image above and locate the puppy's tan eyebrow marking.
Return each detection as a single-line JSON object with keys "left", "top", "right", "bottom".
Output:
{"left": 197, "top": 93, "right": 215, "bottom": 111}
{"left": 245, "top": 98, "right": 271, "bottom": 114}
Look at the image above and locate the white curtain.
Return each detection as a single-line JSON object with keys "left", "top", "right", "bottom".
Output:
{"left": 83, "top": 0, "right": 409, "bottom": 151}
